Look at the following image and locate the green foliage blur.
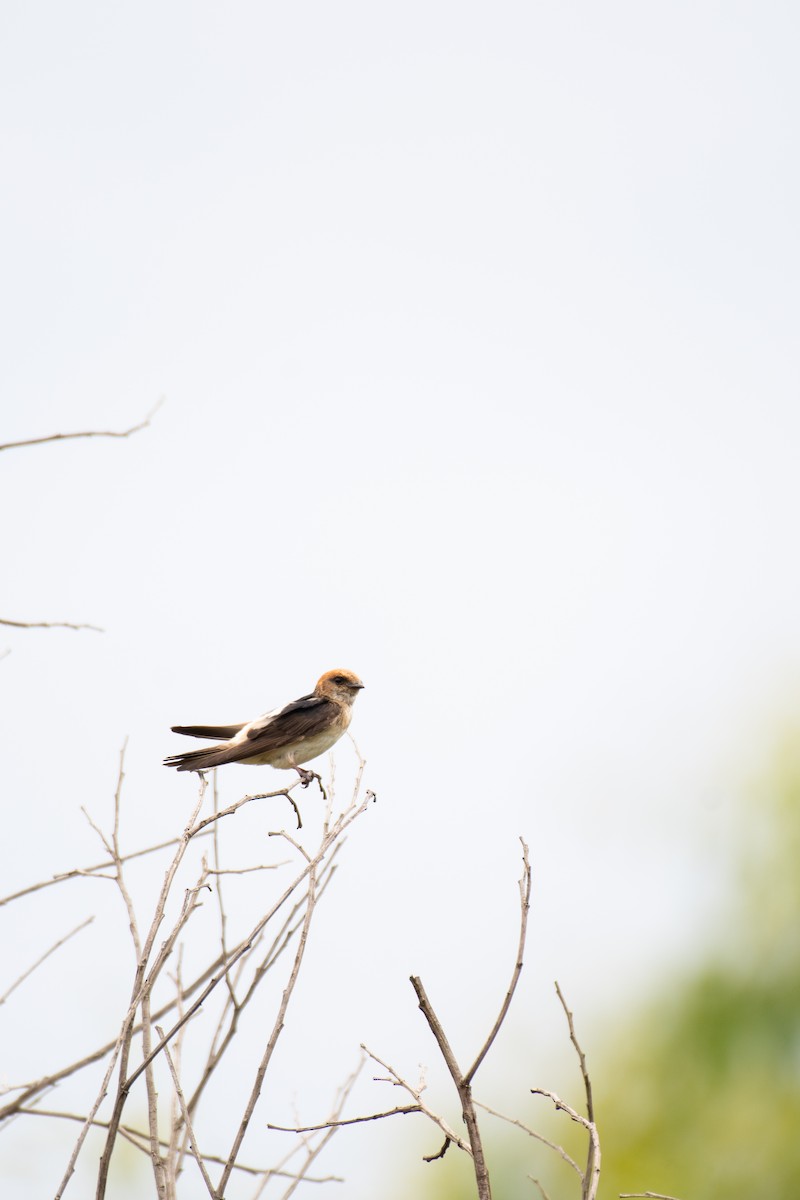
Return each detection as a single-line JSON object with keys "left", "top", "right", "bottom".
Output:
{"left": 411, "top": 733, "right": 800, "bottom": 1199}
{"left": 596, "top": 734, "right": 800, "bottom": 1200}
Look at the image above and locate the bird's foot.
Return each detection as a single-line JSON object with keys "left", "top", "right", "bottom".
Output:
{"left": 295, "top": 767, "right": 317, "bottom": 788}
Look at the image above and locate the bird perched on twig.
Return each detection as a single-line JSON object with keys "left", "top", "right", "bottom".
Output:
{"left": 164, "top": 669, "right": 364, "bottom": 784}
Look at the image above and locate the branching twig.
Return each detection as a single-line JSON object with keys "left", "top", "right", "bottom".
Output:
{"left": 361, "top": 1045, "right": 471, "bottom": 1157}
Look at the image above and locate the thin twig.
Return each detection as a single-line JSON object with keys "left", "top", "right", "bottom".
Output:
{"left": 0, "top": 916, "right": 94, "bottom": 1006}
{"left": 465, "top": 838, "right": 531, "bottom": 1084}
{"left": 217, "top": 858, "right": 321, "bottom": 1196}
{"left": 0, "top": 398, "right": 163, "bottom": 452}
{"left": 189, "top": 785, "right": 303, "bottom": 838}
{"left": 554, "top": 981, "right": 600, "bottom": 1200}
{"left": 475, "top": 1099, "right": 582, "bottom": 1178}
{"left": 619, "top": 1194, "right": 685, "bottom": 1199}
{"left": 187, "top": 858, "right": 340, "bottom": 1121}
{"left": 0, "top": 618, "right": 103, "bottom": 632}
{"left": 267, "top": 1105, "right": 421, "bottom": 1133}
{"left": 0, "top": 831, "right": 213, "bottom": 909}
{"left": 123, "top": 804, "right": 364, "bottom": 1098}
{"left": 274, "top": 1053, "right": 366, "bottom": 1200}
{"left": 529, "top": 1176, "right": 555, "bottom": 1200}
{"left": 361, "top": 1045, "right": 471, "bottom": 1157}
{"left": 15, "top": 1108, "right": 341, "bottom": 1182}
{"left": 0, "top": 935, "right": 242, "bottom": 1122}
{"left": 530, "top": 1088, "right": 601, "bottom": 1200}
{"left": 555, "top": 982, "right": 594, "bottom": 1126}
{"left": 157, "top": 1026, "right": 216, "bottom": 1198}
{"left": 92, "top": 776, "right": 208, "bottom": 1200}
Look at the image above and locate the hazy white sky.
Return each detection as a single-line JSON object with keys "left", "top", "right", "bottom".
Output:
{"left": 2, "top": 2, "right": 799, "bottom": 1195}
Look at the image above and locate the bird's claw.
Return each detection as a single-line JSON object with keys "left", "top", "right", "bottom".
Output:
{"left": 295, "top": 767, "right": 316, "bottom": 788}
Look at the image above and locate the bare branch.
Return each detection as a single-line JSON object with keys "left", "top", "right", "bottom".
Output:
{"left": 123, "top": 798, "right": 366, "bottom": 1099}
{"left": 529, "top": 1176, "right": 555, "bottom": 1200}
{"left": 410, "top": 975, "right": 493, "bottom": 1199}
{"left": 0, "top": 831, "right": 213, "bottom": 909}
{"left": 92, "top": 777, "right": 208, "bottom": 1200}
{"left": 465, "top": 837, "right": 531, "bottom": 1085}
{"left": 554, "top": 982, "right": 594, "bottom": 1125}
{"left": 553, "top": 981, "right": 600, "bottom": 1200}
{"left": 361, "top": 1044, "right": 471, "bottom": 1158}
{"left": 157, "top": 1025, "right": 216, "bottom": 1199}
{"left": 8, "top": 751, "right": 375, "bottom": 1198}
{"left": 475, "top": 1099, "right": 582, "bottom": 1178}
{"left": 189, "top": 784, "right": 303, "bottom": 838}
{"left": 264, "top": 1054, "right": 367, "bottom": 1200}
{"left": 267, "top": 1105, "right": 421, "bottom": 1133}
{"left": 529, "top": 1088, "right": 601, "bottom": 1200}
{"left": 16, "top": 1108, "right": 340, "bottom": 1182}
{"left": 530, "top": 1088, "right": 593, "bottom": 1132}
{"left": 216, "top": 857, "right": 321, "bottom": 1195}
{"left": 619, "top": 1194, "right": 686, "bottom": 1200}
{"left": 0, "top": 934, "right": 244, "bottom": 1123}
{"left": 0, "top": 398, "right": 163, "bottom": 453}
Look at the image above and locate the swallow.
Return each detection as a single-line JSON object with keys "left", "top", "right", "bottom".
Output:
{"left": 164, "top": 669, "right": 364, "bottom": 784}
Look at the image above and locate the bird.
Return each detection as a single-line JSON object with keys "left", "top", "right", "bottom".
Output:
{"left": 163, "top": 669, "right": 364, "bottom": 784}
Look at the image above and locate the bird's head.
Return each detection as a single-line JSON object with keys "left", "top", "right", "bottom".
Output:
{"left": 316, "top": 669, "right": 365, "bottom": 704}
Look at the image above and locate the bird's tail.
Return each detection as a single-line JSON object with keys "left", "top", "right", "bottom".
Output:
{"left": 163, "top": 744, "right": 236, "bottom": 772}
{"left": 170, "top": 723, "right": 244, "bottom": 741}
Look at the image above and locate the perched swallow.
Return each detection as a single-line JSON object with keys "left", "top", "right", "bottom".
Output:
{"left": 164, "top": 669, "right": 364, "bottom": 783}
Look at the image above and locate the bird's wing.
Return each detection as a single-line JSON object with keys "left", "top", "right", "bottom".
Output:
{"left": 170, "top": 722, "right": 246, "bottom": 741}
{"left": 242, "top": 694, "right": 336, "bottom": 754}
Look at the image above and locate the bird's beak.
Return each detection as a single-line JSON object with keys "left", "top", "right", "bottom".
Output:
{"left": 353, "top": 681, "right": 365, "bottom": 689}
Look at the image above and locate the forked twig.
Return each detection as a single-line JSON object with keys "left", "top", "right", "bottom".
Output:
{"left": 530, "top": 982, "right": 601, "bottom": 1200}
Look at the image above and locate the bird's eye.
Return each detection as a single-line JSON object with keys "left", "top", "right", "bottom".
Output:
{"left": 333, "top": 675, "right": 346, "bottom": 684}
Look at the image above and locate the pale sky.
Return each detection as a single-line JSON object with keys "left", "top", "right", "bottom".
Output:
{"left": 2, "top": 2, "right": 799, "bottom": 1196}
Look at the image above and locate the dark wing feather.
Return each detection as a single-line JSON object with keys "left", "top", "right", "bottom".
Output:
{"left": 245, "top": 693, "right": 327, "bottom": 741}
{"left": 242, "top": 695, "right": 335, "bottom": 757}
{"left": 171, "top": 723, "right": 246, "bottom": 741}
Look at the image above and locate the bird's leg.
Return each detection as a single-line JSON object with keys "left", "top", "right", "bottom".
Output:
{"left": 295, "top": 766, "right": 316, "bottom": 788}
